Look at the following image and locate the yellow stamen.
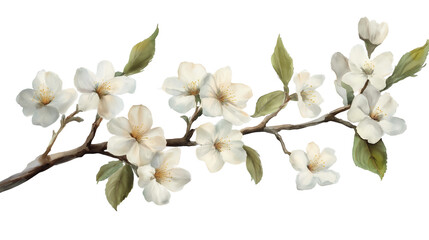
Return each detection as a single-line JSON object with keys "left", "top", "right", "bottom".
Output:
{"left": 214, "top": 138, "right": 231, "bottom": 152}
{"left": 216, "top": 85, "right": 236, "bottom": 104}
{"left": 96, "top": 81, "right": 111, "bottom": 96}
{"left": 130, "top": 124, "right": 147, "bottom": 143}
{"left": 307, "top": 153, "right": 326, "bottom": 172}
{"left": 36, "top": 85, "right": 55, "bottom": 105}
{"left": 362, "top": 60, "right": 375, "bottom": 75}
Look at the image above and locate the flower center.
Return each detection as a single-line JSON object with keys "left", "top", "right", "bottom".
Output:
{"left": 214, "top": 138, "right": 230, "bottom": 152}
{"left": 300, "top": 89, "right": 317, "bottom": 105}
{"left": 307, "top": 154, "right": 326, "bottom": 172}
{"left": 187, "top": 80, "right": 200, "bottom": 96}
{"left": 36, "top": 85, "right": 55, "bottom": 105}
{"left": 216, "top": 85, "right": 235, "bottom": 104}
{"left": 362, "top": 60, "right": 375, "bottom": 75}
{"left": 370, "top": 106, "right": 386, "bottom": 121}
{"left": 154, "top": 167, "right": 172, "bottom": 184}
{"left": 130, "top": 125, "right": 147, "bottom": 143}
{"left": 95, "top": 81, "right": 111, "bottom": 97}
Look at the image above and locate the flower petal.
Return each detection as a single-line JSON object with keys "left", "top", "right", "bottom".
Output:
{"left": 297, "top": 100, "right": 321, "bottom": 118}
{"left": 373, "top": 93, "right": 398, "bottom": 120}
{"left": 74, "top": 68, "right": 96, "bottom": 93}
{"left": 137, "top": 165, "right": 155, "bottom": 188}
{"left": 362, "top": 84, "right": 380, "bottom": 110}
{"left": 296, "top": 171, "right": 316, "bottom": 190}
{"left": 356, "top": 118, "right": 384, "bottom": 144}
{"left": 143, "top": 131, "right": 167, "bottom": 152}
{"left": 98, "top": 95, "right": 124, "bottom": 120}
{"left": 128, "top": 105, "right": 152, "bottom": 132}
{"left": 168, "top": 95, "right": 196, "bottom": 113}
{"left": 368, "top": 75, "right": 386, "bottom": 91}
{"left": 342, "top": 71, "right": 367, "bottom": 92}
{"left": 379, "top": 117, "right": 407, "bottom": 136}
{"left": 358, "top": 17, "right": 370, "bottom": 40}
{"left": 159, "top": 148, "right": 181, "bottom": 169}
{"left": 178, "top": 62, "right": 207, "bottom": 84}
{"left": 106, "top": 135, "right": 135, "bottom": 156}
{"left": 162, "top": 77, "right": 187, "bottom": 96}
{"left": 138, "top": 144, "right": 155, "bottom": 166}
{"left": 143, "top": 180, "right": 171, "bottom": 205}
{"left": 32, "top": 106, "right": 59, "bottom": 127}
{"left": 107, "top": 117, "right": 132, "bottom": 137}
{"left": 162, "top": 168, "right": 191, "bottom": 192}
{"left": 196, "top": 146, "right": 224, "bottom": 173}
{"left": 373, "top": 52, "right": 393, "bottom": 77}
{"left": 96, "top": 60, "right": 115, "bottom": 82}
{"left": 222, "top": 104, "right": 250, "bottom": 125}
{"left": 289, "top": 150, "right": 309, "bottom": 172}
{"left": 201, "top": 97, "right": 222, "bottom": 117}
{"left": 230, "top": 83, "right": 253, "bottom": 108}
{"left": 44, "top": 71, "right": 63, "bottom": 94}
{"left": 215, "top": 119, "right": 233, "bottom": 139}
{"left": 306, "top": 142, "right": 320, "bottom": 161}
{"left": 314, "top": 170, "right": 340, "bottom": 186}
{"left": 49, "top": 89, "right": 77, "bottom": 114}
{"left": 16, "top": 89, "right": 39, "bottom": 116}
{"left": 213, "top": 67, "right": 232, "bottom": 86}
{"left": 105, "top": 76, "right": 136, "bottom": 95}
{"left": 307, "top": 75, "right": 325, "bottom": 89}
{"left": 228, "top": 130, "right": 243, "bottom": 141}
{"left": 320, "top": 148, "right": 337, "bottom": 169}
{"left": 293, "top": 71, "right": 310, "bottom": 91}
{"left": 220, "top": 141, "right": 246, "bottom": 164}
{"left": 349, "top": 45, "right": 368, "bottom": 72}
{"left": 347, "top": 94, "right": 370, "bottom": 122}
{"left": 196, "top": 123, "right": 216, "bottom": 145}
{"left": 126, "top": 142, "right": 142, "bottom": 166}
{"left": 331, "top": 52, "right": 350, "bottom": 80}
{"left": 199, "top": 74, "right": 217, "bottom": 98}
{"left": 78, "top": 92, "right": 100, "bottom": 111}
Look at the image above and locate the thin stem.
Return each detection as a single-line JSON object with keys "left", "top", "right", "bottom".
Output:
{"left": 266, "top": 129, "right": 291, "bottom": 155}
{"left": 184, "top": 106, "right": 202, "bottom": 140}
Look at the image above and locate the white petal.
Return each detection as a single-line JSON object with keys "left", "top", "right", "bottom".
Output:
{"left": 44, "top": 71, "right": 63, "bottom": 94}
{"left": 16, "top": 89, "right": 39, "bottom": 116}
{"left": 159, "top": 148, "right": 181, "bottom": 169}
{"left": 213, "top": 67, "right": 232, "bottom": 86}
{"left": 96, "top": 60, "right": 115, "bottom": 82}
{"left": 362, "top": 84, "right": 380, "bottom": 110}
{"left": 128, "top": 105, "right": 152, "bottom": 131}
{"left": 368, "top": 75, "right": 386, "bottom": 91}
{"left": 303, "top": 89, "right": 323, "bottom": 105}
{"left": 196, "top": 123, "right": 215, "bottom": 145}
{"left": 373, "top": 52, "right": 393, "bottom": 77}
{"left": 297, "top": 100, "right": 321, "bottom": 118}
{"left": 143, "top": 129, "right": 167, "bottom": 152}
{"left": 228, "top": 130, "right": 243, "bottom": 141}
{"left": 162, "top": 168, "right": 191, "bottom": 192}
{"left": 293, "top": 71, "right": 310, "bottom": 91}
{"left": 347, "top": 94, "right": 370, "bottom": 122}
{"left": 126, "top": 142, "right": 142, "bottom": 166}
{"left": 356, "top": 118, "right": 384, "bottom": 144}
{"left": 342, "top": 71, "right": 367, "bottom": 92}
{"left": 168, "top": 95, "right": 196, "bottom": 113}
{"left": 319, "top": 148, "right": 337, "bottom": 169}
{"left": 143, "top": 180, "right": 171, "bottom": 205}
{"left": 372, "top": 22, "right": 388, "bottom": 45}
{"left": 220, "top": 143, "right": 246, "bottom": 164}
{"left": 349, "top": 45, "right": 368, "bottom": 72}
{"left": 306, "top": 142, "right": 320, "bottom": 161}
{"left": 32, "top": 106, "right": 59, "bottom": 127}
{"left": 138, "top": 144, "right": 155, "bottom": 166}
{"left": 196, "top": 147, "right": 224, "bottom": 172}
{"left": 230, "top": 83, "right": 253, "bottom": 108}
{"left": 78, "top": 92, "right": 100, "bottom": 111}
{"left": 314, "top": 170, "right": 340, "bottom": 186}
{"left": 379, "top": 117, "right": 407, "bottom": 136}
{"left": 307, "top": 75, "right": 325, "bottom": 89}
{"left": 178, "top": 62, "right": 207, "bottom": 84}
{"left": 137, "top": 165, "right": 155, "bottom": 188}
{"left": 106, "top": 136, "right": 135, "bottom": 156}
{"left": 201, "top": 97, "right": 222, "bottom": 117}
{"left": 215, "top": 119, "right": 233, "bottom": 139}
{"left": 74, "top": 68, "right": 96, "bottom": 93}
{"left": 358, "top": 17, "right": 370, "bottom": 40}
{"left": 289, "top": 150, "right": 309, "bottom": 172}
{"left": 107, "top": 117, "right": 132, "bottom": 137}
{"left": 98, "top": 95, "right": 124, "bottom": 120}
{"left": 373, "top": 93, "right": 398, "bottom": 120}
{"left": 49, "top": 89, "right": 77, "bottom": 114}
{"left": 222, "top": 104, "right": 250, "bottom": 125}
{"left": 331, "top": 52, "right": 350, "bottom": 80}
{"left": 334, "top": 80, "right": 349, "bottom": 106}
{"left": 105, "top": 76, "right": 136, "bottom": 95}
{"left": 32, "top": 70, "right": 47, "bottom": 90}
{"left": 296, "top": 171, "right": 316, "bottom": 190}
{"left": 162, "top": 77, "right": 187, "bottom": 96}
{"left": 199, "top": 74, "right": 217, "bottom": 98}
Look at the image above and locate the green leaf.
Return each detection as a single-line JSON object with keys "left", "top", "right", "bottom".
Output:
{"left": 123, "top": 25, "right": 159, "bottom": 76}
{"left": 384, "top": 40, "right": 429, "bottom": 90}
{"left": 251, "top": 90, "right": 285, "bottom": 118}
{"left": 341, "top": 81, "right": 354, "bottom": 105}
{"left": 96, "top": 161, "right": 123, "bottom": 183}
{"left": 352, "top": 133, "right": 387, "bottom": 179}
{"left": 105, "top": 165, "right": 134, "bottom": 210}
{"left": 271, "top": 35, "right": 294, "bottom": 91}
{"left": 243, "top": 145, "right": 263, "bottom": 184}
{"left": 180, "top": 115, "right": 190, "bottom": 125}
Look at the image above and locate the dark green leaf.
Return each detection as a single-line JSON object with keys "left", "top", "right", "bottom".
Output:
{"left": 251, "top": 90, "right": 285, "bottom": 118}
{"left": 341, "top": 81, "right": 355, "bottom": 105}
{"left": 180, "top": 115, "right": 189, "bottom": 125}
{"left": 123, "top": 25, "right": 159, "bottom": 76}
{"left": 105, "top": 165, "right": 134, "bottom": 210}
{"left": 384, "top": 40, "right": 429, "bottom": 90}
{"left": 271, "top": 35, "right": 294, "bottom": 91}
{"left": 352, "top": 133, "right": 387, "bottom": 179}
{"left": 243, "top": 145, "right": 263, "bottom": 184}
{"left": 96, "top": 161, "right": 123, "bottom": 183}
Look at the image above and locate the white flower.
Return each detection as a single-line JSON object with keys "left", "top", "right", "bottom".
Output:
{"left": 16, "top": 70, "right": 77, "bottom": 127}
{"left": 358, "top": 17, "right": 389, "bottom": 46}
{"left": 347, "top": 84, "right": 406, "bottom": 144}
{"left": 74, "top": 60, "right": 136, "bottom": 120}
{"left": 342, "top": 45, "right": 393, "bottom": 92}
{"left": 107, "top": 105, "right": 166, "bottom": 166}
{"left": 331, "top": 52, "right": 353, "bottom": 106}
{"left": 162, "top": 62, "right": 208, "bottom": 113}
{"left": 137, "top": 148, "right": 191, "bottom": 205}
{"left": 293, "top": 71, "right": 324, "bottom": 118}
{"left": 195, "top": 119, "right": 246, "bottom": 172}
{"left": 200, "top": 67, "right": 253, "bottom": 125}
{"left": 290, "top": 142, "right": 340, "bottom": 190}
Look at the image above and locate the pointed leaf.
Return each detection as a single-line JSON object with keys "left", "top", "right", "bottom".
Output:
{"left": 105, "top": 165, "right": 134, "bottom": 210}
{"left": 96, "top": 161, "right": 123, "bottom": 183}
{"left": 352, "top": 133, "right": 387, "bottom": 179}
{"left": 384, "top": 40, "right": 429, "bottom": 90}
{"left": 123, "top": 25, "right": 159, "bottom": 76}
{"left": 243, "top": 145, "right": 263, "bottom": 184}
{"left": 180, "top": 115, "right": 190, "bottom": 125}
{"left": 271, "top": 35, "right": 294, "bottom": 91}
{"left": 252, "top": 90, "right": 285, "bottom": 118}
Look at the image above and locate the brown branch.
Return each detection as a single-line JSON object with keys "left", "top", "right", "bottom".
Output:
{"left": 266, "top": 129, "right": 291, "bottom": 155}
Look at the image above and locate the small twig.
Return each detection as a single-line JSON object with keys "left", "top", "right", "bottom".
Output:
{"left": 266, "top": 129, "right": 291, "bottom": 155}
{"left": 184, "top": 106, "right": 202, "bottom": 140}
{"left": 360, "top": 80, "right": 370, "bottom": 94}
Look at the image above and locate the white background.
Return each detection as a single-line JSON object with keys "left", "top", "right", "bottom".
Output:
{"left": 1, "top": 0, "right": 428, "bottom": 239}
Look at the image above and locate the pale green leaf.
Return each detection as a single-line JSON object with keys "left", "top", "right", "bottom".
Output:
{"left": 96, "top": 161, "right": 123, "bottom": 183}
{"left": 243, "top": 145, "right": 263, "bottom": 184}
{"left": 105, "top": 165, "right": 134, "bottom": 210}
{"left": 123, "top": 25, "right": 159, "bottom": 76}
{"left": 384, "top": 40, "right": 429, "bottom": 90}
{"left": 271, "top": 35, "right": 294, "bottom": 91}
{"left": 251, "top": 90, "right": 285, "bottom": 118}
{"left": 352, "top": 133, "right": 387, "bottom": 179}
